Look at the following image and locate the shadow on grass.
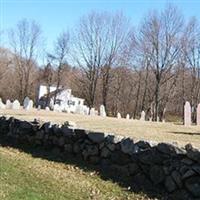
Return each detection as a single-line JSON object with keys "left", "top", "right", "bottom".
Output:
{"left": 171, "top": 131, "right": 200, "bottom": 136}
{"left": 0, "top": 136, "right": 166, "bottom": 200}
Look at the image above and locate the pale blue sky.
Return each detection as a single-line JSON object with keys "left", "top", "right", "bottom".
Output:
{"left": 1, "top": 0, "right": 200, "bottom": 52}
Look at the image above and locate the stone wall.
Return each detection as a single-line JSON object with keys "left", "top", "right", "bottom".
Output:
{"left": 0, "top": 116, "right": 199, "bottom": 200}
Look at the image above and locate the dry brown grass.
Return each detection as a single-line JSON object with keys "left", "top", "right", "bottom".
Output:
{"left": 1, "top": 108, "right": 200, "bottom": 148}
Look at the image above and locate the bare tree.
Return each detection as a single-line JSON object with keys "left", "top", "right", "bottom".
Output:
{"left": 9, "top": 19, "right": 41, "bottom": 102}
{"left": 48, "top": 31, "right": 70, "bottom": 103}
{"left": 138, "top": 5, "right": 183, "bottom": 120}
{"left": 72, "top": 11, "right": 132, "bottom": 109}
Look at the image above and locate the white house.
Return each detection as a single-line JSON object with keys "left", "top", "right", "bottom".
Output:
{"left": 38, "top": 85, "right": 88, "bottom": 113}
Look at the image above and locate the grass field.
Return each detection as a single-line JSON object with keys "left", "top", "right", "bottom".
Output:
{"left": 1, "top": 108, "right": 200, "bottom": 148}
{"left": 0, "top": 146, "right": 152, "bottom": 200}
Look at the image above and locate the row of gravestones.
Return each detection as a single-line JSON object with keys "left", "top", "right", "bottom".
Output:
{"left": 117, "top": 110, "right": 147, "bottom": 121}
{"left": 0, "top": 97, "right": 33, "bottom": 110}
{"left": 184, "top": 101, "right": 200, "bottom": 126}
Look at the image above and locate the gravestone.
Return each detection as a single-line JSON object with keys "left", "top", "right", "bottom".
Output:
{"left": 23, "top": 97, "right": 30, "bottom": 109}
{"left": 197, "top": 103, "right": 200, "bottom": 125}
{"left": 100, "top": 105, "right": 106, "bottom": 117}
{"left": 126, "top": 114, "right": 130, "bottom": 120}
{"left": 184, "top": 101, "right": 191, "bottom": 126}
{"left": 117, "top": 112, "right": 121, "bottom": 119}
{"left": 140, "top": 111, "right": 145, "bottom": 121}
{"left": 37, "top": 105, "right": 41, "bottom": 111}
{"left": 90, "top": 108, "right": 95, "bottom": 116}
{"left": 12, "top": 100, "right": 20, "bottom": 110}
{"left": 29, "top": 100, "right": 33, "bottom": 109}
{"left": 45, "top": 106, "right": 50, "bottom": 111}
{"left": 6, "top": 99, "right": 12, "bottom": 109}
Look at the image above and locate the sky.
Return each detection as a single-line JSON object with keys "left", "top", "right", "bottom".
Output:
{"left": 1, "top": 0, "right": 200, "bottom": 53}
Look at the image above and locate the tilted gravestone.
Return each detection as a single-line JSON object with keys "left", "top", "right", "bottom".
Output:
{"left": 184, "top": 101, "right": 191, "bottom": 126}
{"left": 100, "top": 105, "right": 106, "bottom": 117}
{"left": 140, "top": 111, "right": 145, "bottom": 121}
{"left": 197, "top": 103, "right": 200, "bottom": 125}
{"left": 12, "top": 100, "right": 20, "bottom": 110}
{"left": 117, "top": 112, "right": 121, "bottom": 119}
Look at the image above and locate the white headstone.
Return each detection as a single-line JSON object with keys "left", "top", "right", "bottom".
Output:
{"left": 6, "top": 99, "right": 12, "bottom": 109}
{"left": 89, "top": 108, "right": 95, "bottom": 116}
{"left": 100, "top": 105, "right": 106, "bottom": 117}
{"left": 117, "top": 112, "right": 121, "bottom": 119}
{"left": 126, "top": 114, "right": 130, "bottom": 120}
{"left": 197, "top": 103, "right": 200, "bottom": 125}
{"left": 37, "top": 105, "right": 41, "bottom": 111}
{"left": 184, "top": 101, "right": 191, "bottom": 126}
{"left": 12, "top": 100, "right": 20, "bottom": 110}
{"left": 29, "top": 100, "right": 33, "bottom": 109}
{"left": 140, "top": 111, "right": 145, "bottom": 121}
{"left": 45, "top": 106, "right": 50, "bottom": 111}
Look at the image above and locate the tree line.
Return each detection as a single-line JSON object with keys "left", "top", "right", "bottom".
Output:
{"left": 0, "top": 4, "right": 200, "bottom": 121}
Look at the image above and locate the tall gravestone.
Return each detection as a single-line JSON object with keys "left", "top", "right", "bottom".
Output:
{"left": 23, "top": 97, "right": 30, "bottom": 109}
{"left": 117, "top": 112, "right": 121, "bottom": 119}
{"left": 12, "top": 100, "right": 20, "bottom": 110}
{"left": 100, "top": 105, "right": 106, "bottom": 117}
{"left": 140, "top": 111, "right": 145, "bottom": 121}
{"left": 184, "top": 101, "right": 191, "bottom": 126}
{"left": 126, "top": 114, "right": 130, "bottom": 120}
{"left": 6, "top": 99, "right": 12, "bottom": 109}
{"left": 197, "top": 103, "right": 200, "bottom": 125}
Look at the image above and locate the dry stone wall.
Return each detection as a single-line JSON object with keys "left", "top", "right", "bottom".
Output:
{"left": 0, "top": 116, "right": 199, "bottom": 200}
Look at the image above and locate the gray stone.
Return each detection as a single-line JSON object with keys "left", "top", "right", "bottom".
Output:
{"left": 100, "top": 147, "right": 110, "bottom": 158}
{"left": 64, "top": 144, "right": 73, "bottom": 153}
{"left": 88, "top": 132, "right": 105, "bottom": 143}
{"left": 128, "top": 163, "right": 139, "bottom": 175}
{"left": 82, "top": 145, "right": 99, "bottom": 160}
{"left": 165, "top": 176, "right": 177, "bottom": 192}
{"left": 150, "top": 165, "right": 165, "bottom": 185}
{"left": 171, "top": 170, "right": 182, "bottom": 188}
{"left": 182, "top": 169, "right": 196, "bottom": 179}
{"left": 120, "top": 138, "right": 138, "bottom": 155}
{"left": 185, "top": 177, "right": 200, "bottom": 197}
{"left": 187, "top": 149, "right": 200, "bottom": 163}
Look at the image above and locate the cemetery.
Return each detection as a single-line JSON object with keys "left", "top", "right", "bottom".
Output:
{"left": 0, "top": 95, "right": 200, "bottom": 199}
{"left": 1, "top": 1, "right": 200, "bottom": 200}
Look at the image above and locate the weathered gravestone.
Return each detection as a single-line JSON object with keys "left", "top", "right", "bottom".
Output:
{"left": 23, "top": 97, "right": 33, "bottom": 110}
{"left": 23, "top": 97, "right": 30, "bottom": 109}
{"left": 126, "top": 114, "right": 130, "bottom": 120}
{"left": 6, "top": 99, "right": 12, "bottom": 109}
{"left": 184, "top": 101, "right": 191, "bottom": 126}
{"left": 12, "top": 100, "right": 20, "bottom": 110}
{"left": 117, "top": 112, "right": 121, "bottom": 119}
{"left": 29, "top": 100, "right": 33, "bottom": 109}
{"left": 140, "top": 111, "right": 145, "bottom": 121}
{"left": 90, "top": 108, "right": 95, "bottom": 116}
{"left": 197, "top": 103, "right": 200, "bottom": 125}
{"left": 100, "top": 105, "right": 106, "bottom": 117}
